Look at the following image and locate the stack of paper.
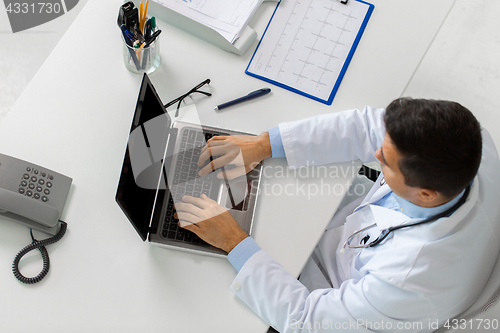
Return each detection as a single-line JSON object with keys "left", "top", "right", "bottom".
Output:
{"left": 154, "top": 0, "right": 263, "bottom": 44}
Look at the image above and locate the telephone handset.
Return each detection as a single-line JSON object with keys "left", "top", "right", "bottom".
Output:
{"left": 0, "top": 153, "right": 72, "bottom": 284}
{"left": 0, "top": 153, "right": 72, "bottom": 235}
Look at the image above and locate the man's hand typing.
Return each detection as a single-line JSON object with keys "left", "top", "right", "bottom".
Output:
{"left": 197, "top": 132, "right": 272, "bottom": 180}
{"left": 175, "top": 194, "right": 248, "bottom": 253}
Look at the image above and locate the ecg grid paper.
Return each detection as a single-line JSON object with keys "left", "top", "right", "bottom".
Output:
{"left": 246, "top": 0, "right": 371, "bottom": 104}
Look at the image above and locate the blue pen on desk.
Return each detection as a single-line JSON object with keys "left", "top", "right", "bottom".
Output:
{"left": 214, "top": 88, "right": 271, "bottom": 111}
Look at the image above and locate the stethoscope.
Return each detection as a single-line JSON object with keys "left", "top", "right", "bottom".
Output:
{"left": 339, "top": 182, "right": 471, "bottom": 254}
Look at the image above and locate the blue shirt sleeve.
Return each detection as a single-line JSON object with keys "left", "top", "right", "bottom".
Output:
{"left": 268, "top": 126, "right": 286, "bottom": 158}
{"left": 227, "top": 236, "right": 261, "bottom": 272}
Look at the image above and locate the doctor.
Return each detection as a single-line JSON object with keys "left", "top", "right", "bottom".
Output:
{"left": 175, "top": 98, "right": 500, "bottom": 332}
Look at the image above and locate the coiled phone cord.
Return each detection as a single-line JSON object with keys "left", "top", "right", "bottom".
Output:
{"left": 12, "top": 220, "right": 67, "bottom": 284}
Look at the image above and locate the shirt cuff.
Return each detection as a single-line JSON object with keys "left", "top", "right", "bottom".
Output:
{"left": 268, "top": 126, "right": 286, "bottom": 158}
{"left": 227, "top": 236, "right": 261, "bottom": 273}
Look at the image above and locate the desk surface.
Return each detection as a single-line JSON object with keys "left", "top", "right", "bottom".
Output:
{"left": 0, "top": 0, "right": 454, "bottom": 332}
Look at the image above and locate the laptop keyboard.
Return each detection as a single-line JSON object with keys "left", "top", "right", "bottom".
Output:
{"left": 161, "top": 129, "right": 225, "bottom": 245}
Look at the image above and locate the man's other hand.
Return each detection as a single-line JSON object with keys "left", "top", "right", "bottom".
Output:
{"left": 197, "top": 132, "right": 272, "bottom": 180}
{"left": 175, "top": 194, "right": 248, "bottom": 253}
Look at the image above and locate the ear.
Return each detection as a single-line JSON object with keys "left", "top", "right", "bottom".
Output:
{"left": 416, "top": 188, "right": 440, "bottom": 205}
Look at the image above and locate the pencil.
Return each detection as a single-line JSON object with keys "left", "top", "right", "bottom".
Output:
{"left": 136, "top": 42, "right": 145, "bottom": 63}
{"left": 142, "top": 0, "right": 149, "bottom": 33}
{"left": 139, "top": 0, "right": 144, "bottom": 32}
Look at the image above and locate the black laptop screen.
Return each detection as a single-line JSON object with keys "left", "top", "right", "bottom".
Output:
{"left": 116, "top": 74, "right": 171, "bottom": 241}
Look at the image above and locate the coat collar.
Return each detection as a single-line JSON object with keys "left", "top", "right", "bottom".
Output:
{"left": 355, "top": 176, "right": 479, "bottom": 237}
{"left": 355, "top": 181, "right": 391, "bottom": 212}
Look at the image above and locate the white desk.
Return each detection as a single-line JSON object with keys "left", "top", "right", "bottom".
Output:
{"left": 0, "top": 0, "right": 454, "bottom": 332}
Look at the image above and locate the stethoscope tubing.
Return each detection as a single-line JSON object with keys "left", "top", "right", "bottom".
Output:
{"left": 341, "top": 183, "right": 471, "bottom": 252}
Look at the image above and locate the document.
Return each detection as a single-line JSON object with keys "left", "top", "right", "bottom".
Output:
{"left": 153, "top": 0, "right": 263, "bottom": 43}
{"left": 246, "top": 0, "right": 373, "bottom": 104}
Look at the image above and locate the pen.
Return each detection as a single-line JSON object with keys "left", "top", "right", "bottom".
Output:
{"left": 142, "top": 19, "right": 152, "bottom": 69}
{"left": 120, "top": 25, "right": 133, "bottom": 44}
{"left": 135, "top": 27, "right": 145, "bottom": 42}
{"left": 124, "top": 30, "right": 135, "bottom": 42}
{"left": 141, "top": 26, "right": 159, "bottom": 69}
{"left": 214, "top": 88, "right": 271, "bottom": 111}
{"left": 120, "top": 25, "right": 135, "bottom": 42}
{"left": 144, "top": 19, "right": 152, "bottom": 39}
{"left": 144, "top": 29, "right": 161, "bottom": 47}
{"left": 151, "top": 16, "right": 156, "bottom": 31}
{"left": 120, "top": 25, "right": 141, "bottom": 71}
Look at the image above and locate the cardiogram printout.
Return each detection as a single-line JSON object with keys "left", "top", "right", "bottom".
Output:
{"left": 246, "top": 0, "right": 373, "bottom": 104}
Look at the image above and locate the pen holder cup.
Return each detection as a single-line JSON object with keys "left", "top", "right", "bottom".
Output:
{"left": 122, "top": 35, "right": 161, "bottom": 74}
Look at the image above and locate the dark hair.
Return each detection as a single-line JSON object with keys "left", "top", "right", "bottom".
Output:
{"left": 384, "top": 98, "right": 482, "bottom": 198}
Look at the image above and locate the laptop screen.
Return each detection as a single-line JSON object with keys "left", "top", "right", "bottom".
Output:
{"left": 116, "top": 74, "right": 171, "bottom": 241}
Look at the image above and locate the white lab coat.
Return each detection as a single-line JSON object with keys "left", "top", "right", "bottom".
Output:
{"left": 230, "top": 107, "right": 500, "bottom": 333}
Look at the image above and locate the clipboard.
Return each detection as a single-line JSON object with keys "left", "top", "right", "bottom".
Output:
{"left": 245, "top": 0, "right": 374, "bottom": 105}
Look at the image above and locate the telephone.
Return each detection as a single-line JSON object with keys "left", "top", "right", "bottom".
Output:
{"left": 0, "top": 153, "right": 72, "bottom": 284}
{"left": 0, "top": 153, "right": 72, "bottom": 235}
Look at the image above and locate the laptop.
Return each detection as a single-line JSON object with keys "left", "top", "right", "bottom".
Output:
{"left": 116, "top": 74, "right": 262, "bottom": 257}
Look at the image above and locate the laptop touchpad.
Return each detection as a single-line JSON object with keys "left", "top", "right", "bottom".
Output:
{"left": 222, "top": 176, "right": 250, "bottom": 211}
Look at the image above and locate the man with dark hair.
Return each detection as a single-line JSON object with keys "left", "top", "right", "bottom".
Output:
{"left": 384, "top": 98, "right": 482, "bottom": 198}
{"left": 175, "top": 98, "right": 500, "bottom": 332}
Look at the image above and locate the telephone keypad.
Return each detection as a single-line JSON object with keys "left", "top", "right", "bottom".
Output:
{"left": 0, "top": 153, "right": 72, "bottom": 235}
{"left": 18, "top": 167, "right": 57, "bottom": 203}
